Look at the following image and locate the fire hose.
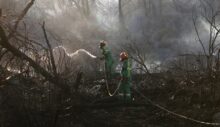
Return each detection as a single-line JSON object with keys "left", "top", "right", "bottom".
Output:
{"left": 102, "top": 59, "right": 220, "bottom": 126}
{"left": 133, "top": 80, "right": 220, "bottom": 126}
{"left": 103, "top": 62, "right": 121, "bottom": 96}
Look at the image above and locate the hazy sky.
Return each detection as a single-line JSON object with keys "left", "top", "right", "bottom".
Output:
{"left": 1, "top": 0, "right": 220, "bottom": 63}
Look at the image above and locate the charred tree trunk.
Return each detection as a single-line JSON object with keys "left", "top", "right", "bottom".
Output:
{"left": 85, "top": 0, "right": 90, "bottom": 17}
{"left": 216, "top": 49, "right": 220, "bottom": 71}
{"left": 142, "top": 0, "right": 148, "bottom": 16}
{"left": 118, "top": 0, "right": 128, "bottom": 40}
{"left": 118, "top": 0, "right": 125, "bottom": 28}
{"left": 0, "top": 8, "right": 2, "bottom": 17}
{"left": 159, "top": 0, "right": 163, "bottom": 16}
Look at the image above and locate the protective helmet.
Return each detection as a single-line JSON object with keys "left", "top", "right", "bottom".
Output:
{"left": 99, "top": 40, "right": 106, "bottom": 48}
{"left": 120, "top": 52, "right": 128, "bottom": 61}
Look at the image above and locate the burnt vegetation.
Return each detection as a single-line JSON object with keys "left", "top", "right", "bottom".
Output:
{"left": 1, "top": 0, "right": 220, "bottom": 127}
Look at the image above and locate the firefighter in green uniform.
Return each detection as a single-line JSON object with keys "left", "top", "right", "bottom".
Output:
{"left": 99, "top": 40, "right": 114, "bottom": 81}
{"left": 118, "top": 52, "right": 132, "bottom": 102}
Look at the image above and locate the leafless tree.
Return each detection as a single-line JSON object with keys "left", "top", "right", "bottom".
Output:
{"left": 192, "top": 0, "right": 220, "bottom": 74}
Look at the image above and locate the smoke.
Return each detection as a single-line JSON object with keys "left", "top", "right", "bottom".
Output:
{"left": 2, "top": 0, "right": 220, "bottom": 65}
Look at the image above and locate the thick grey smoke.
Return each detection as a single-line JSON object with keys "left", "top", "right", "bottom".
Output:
{"left": 1, "top": 0, "right": 220, "bottom": 67}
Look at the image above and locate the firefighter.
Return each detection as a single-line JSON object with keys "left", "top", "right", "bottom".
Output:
{"left": 99, "top": 40, "right": 115, "bottom": 81}
{"left": 118, "top": 52, "right": 132, "bottom": 102}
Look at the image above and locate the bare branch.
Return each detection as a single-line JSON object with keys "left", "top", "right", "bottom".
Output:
{"left": 192, "top": 15, "right": 207, "bottom": 55}
{"left": 42, "top": 22, "right": 57, "bottom": 77}
{"left": 8, "top": 0, "right": 35, "bottom": 39}
{"left": 0, "top": 25, "right": 70, "bottom": 93}
{"left": 201, "top": 12, "right": 220, "bottom": 32}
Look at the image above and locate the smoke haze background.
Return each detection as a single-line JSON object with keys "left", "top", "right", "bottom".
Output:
{"left": 1, "top": 0, "right": 220, "bottom": 65}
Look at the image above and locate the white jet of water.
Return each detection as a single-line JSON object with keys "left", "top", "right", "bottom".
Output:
{"left": 53, "top": 46, "right": 97, "bottom": 59}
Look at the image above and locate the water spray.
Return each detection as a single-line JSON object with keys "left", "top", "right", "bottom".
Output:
{"left": 53, "top": 46, "right": 97, "bottom": 59}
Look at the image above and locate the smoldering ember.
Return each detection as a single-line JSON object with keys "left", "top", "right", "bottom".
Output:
{"left": 1, "top": 0, "right": 220, "bottom": 127}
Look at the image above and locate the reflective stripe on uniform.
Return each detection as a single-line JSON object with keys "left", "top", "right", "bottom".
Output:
{"left": 118, "top": 93, "right": 130, "bottom": 96}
